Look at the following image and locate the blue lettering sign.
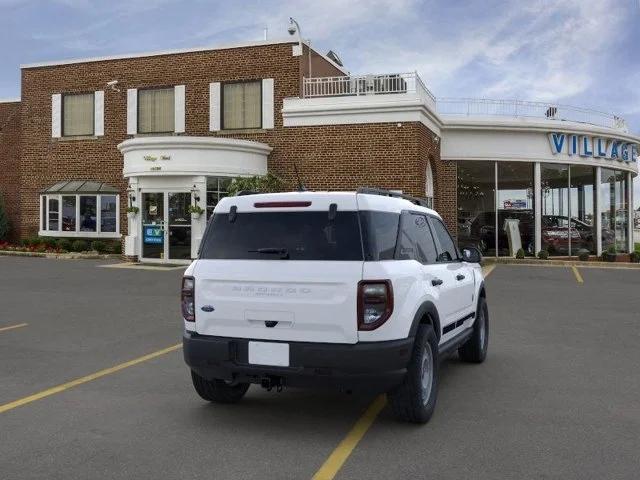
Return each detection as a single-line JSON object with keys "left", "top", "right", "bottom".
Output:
{"left": 548, "top": 133, "right": 565, "bottom": 154}
{"left": 579, "top": 136, "right": 593, "bottom": 157}
{"left": 144, "top": 226, "right": 163, "bottom": 245}
{"left": 621, "top": 143, "right": 629, "bottom": 162}
{"left": 610, "top": 141, "right": 619, "bottom": 159}
{"left": 595, "top": 138, "right": 607, "bottom": 157}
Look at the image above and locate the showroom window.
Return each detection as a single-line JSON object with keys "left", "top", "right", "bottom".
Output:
{"left": 40, "top": 181, "right": 120, "bottom": 238}
{"left": 601, "top": 168, "right": 629, "bottom": 253}
{"left": 457, "top": 161, "right": 496, "bottom": 256}
{"left": 222, "top": 81, "right": 261, "bottom": 130}
{"left": 206, "top": 177, "right": 232, "bottom": 219}
{"left": 62, "top": 92, "right": 94, "bottom": 136}
{"left": 138, "top": 87, "right": 175, "bottom": 133}
{"left": 497, "top": 162, "right": 535, "bottom": 256}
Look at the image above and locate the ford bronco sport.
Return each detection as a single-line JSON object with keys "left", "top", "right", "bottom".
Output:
{"left": 182, "top": 188, "right": 488, "bottom": 423}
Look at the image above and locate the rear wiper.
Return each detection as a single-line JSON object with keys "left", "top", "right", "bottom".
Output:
{"left": 248, "top": 248, "right": 290, "bottom": 259}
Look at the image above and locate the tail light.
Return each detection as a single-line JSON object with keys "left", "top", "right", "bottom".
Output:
{"left": 181, "top": 276, "right": 195, "bottom": 322}
{"left": 357, "top": 280, "right": 393, "bottom": 330}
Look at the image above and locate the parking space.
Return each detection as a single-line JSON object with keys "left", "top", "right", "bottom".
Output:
{"left": 1, "top": 258, "right": 639, "bottom": 479}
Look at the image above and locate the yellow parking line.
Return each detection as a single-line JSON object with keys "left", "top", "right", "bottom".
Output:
{"left": 0, "top": 323, "right": 28, "bottom": 333}
{"left": 571, "top": 266, "right": 584, "bottom": 284}
{"left": 0, "top": 343, "right": 182, "bottom": 415}
{"left": 312, "top": 394, "right": 387, "bottom": 480}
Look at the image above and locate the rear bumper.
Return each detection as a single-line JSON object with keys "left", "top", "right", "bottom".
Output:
{"left": 183, "top": 331, "right": 414, "bottom": 392}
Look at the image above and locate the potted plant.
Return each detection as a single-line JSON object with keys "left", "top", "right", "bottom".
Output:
{"left": 187, "top": 205, "right": 205, "bottom": 219}
{"left": 515, "top": 248, "right": 525, "bottom": 259}
{"left": 126, "top": 206, "right": 139, "bottom": 219}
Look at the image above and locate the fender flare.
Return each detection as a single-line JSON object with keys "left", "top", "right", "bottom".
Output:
{"left": 408, "top": 301, "right": 442, "bottom": 341}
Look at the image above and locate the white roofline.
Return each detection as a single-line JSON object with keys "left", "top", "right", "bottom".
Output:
{"left": 0, "top": 97, "right": 20, "bottom": 103}
{"left": 20, "top": 38, "right": 298, "bottom": 69}
{"left": 20, "top": 38, "right": 349, "bottom": 74}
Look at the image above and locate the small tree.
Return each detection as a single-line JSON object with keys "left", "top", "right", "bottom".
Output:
{"left": 227, "top": 173, "right": 287, "bottom": 196}
{"left": 0, "top": 192, "right": 10, "bottom": 241}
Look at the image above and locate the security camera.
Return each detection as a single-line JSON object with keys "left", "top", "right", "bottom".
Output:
{"left": 107, "top": 80, "right": 120, "bottom": 92}
{"left": 287, "top": 24, "right": 297, "bottom": 35}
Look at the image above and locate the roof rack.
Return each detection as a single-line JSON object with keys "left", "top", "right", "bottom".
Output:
{"left": 357, "top": 187, "right": 432, "bottom": 208}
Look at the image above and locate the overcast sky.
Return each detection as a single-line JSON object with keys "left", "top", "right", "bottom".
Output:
{"left": 1, "top": 0, "right": 639, "bottom": 205}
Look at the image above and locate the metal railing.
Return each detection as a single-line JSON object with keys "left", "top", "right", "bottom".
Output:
{"left": 436, "top": 97, "right": 628, "bottom": 132}
{"left": 302, "top": 72, "right": 436, "bottom": 104}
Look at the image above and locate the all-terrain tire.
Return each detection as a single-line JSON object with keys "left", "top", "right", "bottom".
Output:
{"left": 458, "top": 296, "right": 489, "bottom": 363}
{"left": 191, "top": 371, "right": 250, "bottom": 404}
{"left": 388, "top": 324, "right": 439, "bottom": 423}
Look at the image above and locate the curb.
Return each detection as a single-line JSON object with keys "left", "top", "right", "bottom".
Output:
{"left": 483, "top": 258, "right": 640, "bottom": 269}
{"left": 0, "top": 250, "right": 121, "bottom": 260}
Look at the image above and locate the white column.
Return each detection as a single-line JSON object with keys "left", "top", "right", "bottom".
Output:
{"left": 595, "top": 167, "right": 602, "bottom": 256}
{"left": 628, "top": 171, "right": 634, "bottom": 253}
{"left": 534, "top": 162, "right": 541, "bottom": 255}
{"left": 191, "top": 176, "right": 207, "bottom": 259}
{"left": 125, "top": 177, "right": 139, "bottom": 258}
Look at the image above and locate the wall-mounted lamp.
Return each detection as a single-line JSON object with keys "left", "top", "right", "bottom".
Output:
{"left": 126, "top": 187, "right": 136, "bottom": 205}
{"left": 191, "top": 185, "right": 201, "bottom": 203}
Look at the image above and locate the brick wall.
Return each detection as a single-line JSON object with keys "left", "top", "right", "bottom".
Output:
{"left": 0, "top": 101, "right": 21, "bottom": 240}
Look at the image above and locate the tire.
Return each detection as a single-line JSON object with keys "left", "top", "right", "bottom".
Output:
{"left": 190, "top": 370, "right": 250, "bottom": 404}
{"left": 458, "top": 296, "right": 489, "bottom": 363}
{"left": 388, "top": 323, "right": 439, "bottom": 424}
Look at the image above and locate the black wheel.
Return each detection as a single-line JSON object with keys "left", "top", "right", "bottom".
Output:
{"left": 458, "top": 296, "right": 489, "bottom": 363}
{"left": 388, "top": 323, "right": 439, "bottom": 424}
{"left": 190, "top": 370, "right": 250, "bottom": 404}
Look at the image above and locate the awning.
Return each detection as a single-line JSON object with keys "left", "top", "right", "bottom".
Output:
{"left": 41, "top": 180, "right": 119, "bottom": 194}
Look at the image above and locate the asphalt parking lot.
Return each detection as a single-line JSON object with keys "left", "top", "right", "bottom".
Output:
{"left": 1, "top": 257, "right": 640, "bottom": 479}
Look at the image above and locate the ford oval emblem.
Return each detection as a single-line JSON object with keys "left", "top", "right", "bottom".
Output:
{"left": 201, "top": 305, "right": 215, "bottom": 312}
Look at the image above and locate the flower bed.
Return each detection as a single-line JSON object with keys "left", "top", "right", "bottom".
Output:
{"left": 0, "top": 237, "right": 122, "bottom": 255}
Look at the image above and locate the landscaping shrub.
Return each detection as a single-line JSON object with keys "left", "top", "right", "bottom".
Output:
{"left": 515, "top": 248, "right": 525, "bottom": 259}
{"left": 577, "top": 249, "right": 590, "bottom": 262}
{"left": 227, "top": 173, "right": 286, "bottom": 196}
{"left": 91, "top": 240, "right": 107, "bottom": 253}
{"left": 537, "top": 250, "right": 549, "bottom": 260}
{"left": 40, "top": 237, "right": 57, "bottom": 249}
{"left": 57, "top": 238, "right": 72, "bottom": 252}
{"left": 71, "top": 239, "right": 88, "bottom": 252}
{"left": 110, "top": 242, "right": 122, "bottom": 254}
{"left": 630, "top": 251, "right": 640, "bottom": 263}
{"left": 603, "top": 245, "right": 617, "bottom": 262}
{"left": 0, "top": 192, "right": 9, "bottom": 241}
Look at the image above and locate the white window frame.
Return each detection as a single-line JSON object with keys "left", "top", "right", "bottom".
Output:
{"left": 39, "top": 194, "right": 120, "bottom": 238}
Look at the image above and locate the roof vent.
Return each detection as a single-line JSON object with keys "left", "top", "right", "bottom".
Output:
{"left": 326, "top": 50, "right": 343, "bottom": 67}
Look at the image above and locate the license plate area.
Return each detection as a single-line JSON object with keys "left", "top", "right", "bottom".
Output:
{"left": 248, "top": 341, "right": 290, "bottom": 367}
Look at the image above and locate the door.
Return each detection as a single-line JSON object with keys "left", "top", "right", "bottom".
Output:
{"left": 140, "top": 192, "right": 192, "bottom": 262}
{"left": 428, "top": 216, "right": 475, "bottom": 331}
{"left": 141, "top": 192, "right": 165, "bottom": 260}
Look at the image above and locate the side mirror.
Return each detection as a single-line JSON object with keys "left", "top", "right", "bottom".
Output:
{"left": 462, "top": 247, "right": 482, "bottom": 264}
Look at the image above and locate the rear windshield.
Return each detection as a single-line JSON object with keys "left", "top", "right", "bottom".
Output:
{"left": 200, "top": 211, "right": 364, "bottom": 261}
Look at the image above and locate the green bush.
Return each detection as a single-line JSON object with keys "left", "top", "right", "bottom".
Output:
{"left": 0, "top": 192, "right": 9, "bottom": 241}
{"left": 630, "top": 251, "right": 640, "bottom": 263}
{"left": 71, "top": 239, "right": 88, "bottom": 252}
{"left": 577, "top": 249, "right": 590, "bottom": 261}
{"left": 110, "top": 242, "right": 122, "bottom": 254}
{"left": 537, "top": 250, "right": 549, "bottom": 260}
{"left": 91, "top": 240, "right": 107, "bottom": 253}
{"left": 57, "top": 238, "right": 72, "bottom": 252}
{"left": 515, "top": 248, "right": 525, "bottom": 259}
{"left": 39, "top": 237, "right": 57, "bottom": 249}
{"left": 227, "top": 173, "right": 286, "bottom": 196}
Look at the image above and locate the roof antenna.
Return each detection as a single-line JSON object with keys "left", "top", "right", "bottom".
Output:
{"left": 293, "top": 163, "right": 307, "bottom": 192}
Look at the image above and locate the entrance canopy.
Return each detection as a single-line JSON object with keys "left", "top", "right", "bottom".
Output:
{"left": 42, "top": 180, "right": 119, "bottom": 194}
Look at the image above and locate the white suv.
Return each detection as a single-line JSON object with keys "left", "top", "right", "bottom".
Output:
{"left": 182, "top": 189, "right": 488, "bottom": 423}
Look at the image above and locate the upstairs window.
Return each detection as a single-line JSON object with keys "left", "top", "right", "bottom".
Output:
{"left": 63, "top": 93, "right": 94, "bottom": 136}
{"left": 138, "top": 88, "right": 175, "bottom": 133}
{"left": 222, "top": 81, "right": 261, "bottom": 129}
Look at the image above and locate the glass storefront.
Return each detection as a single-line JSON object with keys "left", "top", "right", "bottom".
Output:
{"left": 457, "top": 161, "right": 632, "bottom": 257}
{"left": 497, "top": 162, "right": 534, "bottom": 256}
{"left": 601, "top": 168, "right": 629, "bottom": 253}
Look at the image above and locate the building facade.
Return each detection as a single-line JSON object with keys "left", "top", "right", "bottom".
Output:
{"left": 0, "top": 38, "right": 637, "bottom": 262}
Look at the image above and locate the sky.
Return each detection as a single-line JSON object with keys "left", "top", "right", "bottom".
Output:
{"left": 1, "top": 0, "right": 639, "bottom": 205}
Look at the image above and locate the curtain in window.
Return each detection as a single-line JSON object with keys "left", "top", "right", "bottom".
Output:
{"left": 63, "top": 93, "right": 94, "bottom": 136}
{"left": 138, "top": 88, "right": 175, "bottom": 133}
{"left": 223, "top": 82, "right": 261, "bottom": 129}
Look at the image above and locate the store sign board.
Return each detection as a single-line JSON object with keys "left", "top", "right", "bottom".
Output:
{"left": 548, "top": 133, "right": 638, "bottom": 163}
{"left": 144, "top": 226, "right": 163, "bottom": 244}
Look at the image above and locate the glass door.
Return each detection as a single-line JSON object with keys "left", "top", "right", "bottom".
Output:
{"left": 168, "top": 192, "right": 192, "bottom": 261}
{"left": 141, "top": 192, "right": 165, "bottom": 260}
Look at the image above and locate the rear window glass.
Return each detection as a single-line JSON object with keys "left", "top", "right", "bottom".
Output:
{"left": 200, "top": 211, "right": 363, "bottom": 261}
{"left": 359, "top": 211, "right": 399, "bottom": 261}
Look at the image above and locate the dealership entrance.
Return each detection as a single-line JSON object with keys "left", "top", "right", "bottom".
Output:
{"left": 140, "top": 191, "right": 192, "bottom": 263}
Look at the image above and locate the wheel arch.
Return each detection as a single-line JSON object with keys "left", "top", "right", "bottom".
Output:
{"left": 408, "top": 301, "right": 442, "bottom": 341}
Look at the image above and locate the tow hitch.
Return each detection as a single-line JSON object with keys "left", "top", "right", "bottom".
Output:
{"left": 260, "top": 376, "right": 285, "bottom": 392}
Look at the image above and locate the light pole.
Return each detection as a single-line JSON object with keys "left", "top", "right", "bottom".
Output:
{"left": 288, "top": 17, "right": 312, "bottom": 92}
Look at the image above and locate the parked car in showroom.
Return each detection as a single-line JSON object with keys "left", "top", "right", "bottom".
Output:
{"left": 181, "top": 189, "right": 488, "bottom": 423}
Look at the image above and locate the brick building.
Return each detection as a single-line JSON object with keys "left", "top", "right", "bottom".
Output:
{"left": 0, "top": 37, "right": 638, "bottom": 262}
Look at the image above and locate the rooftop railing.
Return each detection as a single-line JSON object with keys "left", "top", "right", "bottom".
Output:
{"left": 436, "top": 98, "right": 628, "bottom": 132}
{"left": 301, "top": 73, "right": 628, "bottom": 132}
{"left": 302, "top": 72, "right": 436, "bottom": 108}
